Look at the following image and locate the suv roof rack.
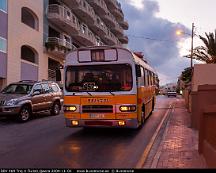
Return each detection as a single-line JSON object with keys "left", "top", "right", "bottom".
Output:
{"left": 41, "top": 79, "right": 56, "bottom": 82}
{"left": 19, "top": 80, "right": 37, "bottom": 83}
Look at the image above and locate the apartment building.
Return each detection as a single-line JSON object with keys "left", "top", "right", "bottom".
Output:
{"left": 0, "top": 0, "right": 129, "bottom": 89}
{"left": 0, "top": 0, "right": 7, "bottom": 90}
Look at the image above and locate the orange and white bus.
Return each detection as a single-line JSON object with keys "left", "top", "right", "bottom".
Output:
{"left": 63, "top": 46, "right": 158, "bottom": 129}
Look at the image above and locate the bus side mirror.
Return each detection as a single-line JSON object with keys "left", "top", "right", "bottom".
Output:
{"left": 136, "top": 65, "right": 141, "bottom": 77}
{"left": 56, "top": 69, "right": 62, "bottom": 81}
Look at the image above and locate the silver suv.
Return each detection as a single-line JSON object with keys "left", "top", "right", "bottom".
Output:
{"left": 0, "top": 80, "right": 63, "bottom": 122}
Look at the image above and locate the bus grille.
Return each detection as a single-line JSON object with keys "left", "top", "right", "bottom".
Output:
{"left": 82, "top": 105, "right": 113, "bottom": 113}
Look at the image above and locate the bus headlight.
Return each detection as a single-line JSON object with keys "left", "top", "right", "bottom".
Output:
{"left": 72, "top": 120, "right": 79, "bottom": 126}
{"left": 64, "top": 105, "right": 77, "bottom": 112}
{"left": 118, "top": 120, "right": 126, "bottom": 126}
{"left": 119, "top": 105, "right": 136, "bottom": 112}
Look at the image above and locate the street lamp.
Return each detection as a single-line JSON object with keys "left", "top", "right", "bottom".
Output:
{"left": 176, "top": 23, "right": 195, "bottom": 69}
{"left": 190, "top": 23, "right": 195, "bottom": 69}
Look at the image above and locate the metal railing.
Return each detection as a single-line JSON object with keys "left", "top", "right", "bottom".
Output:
{"left": 46, "top": 37, "right": 73, "bottom": 50}
{"left": 47, "top": 4, "right": 79, "bottom": 31}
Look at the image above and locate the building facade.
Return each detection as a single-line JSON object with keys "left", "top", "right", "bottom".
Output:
{"left": 0, "top": 0, "right": 129, "bottom": 89}
{"left": 0, "top": 0, "right": 7, "bottom": 90}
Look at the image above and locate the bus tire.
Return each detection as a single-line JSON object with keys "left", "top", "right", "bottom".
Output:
{"left": 150, "top": 98, "right": 155, "bottom": 115}
{"left": 141, "top": 104, "right": 145, "bottom": 125}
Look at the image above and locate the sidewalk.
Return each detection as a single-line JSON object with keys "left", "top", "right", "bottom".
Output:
{"left": 144, "top": 98, "right": 207, "bottom": 168}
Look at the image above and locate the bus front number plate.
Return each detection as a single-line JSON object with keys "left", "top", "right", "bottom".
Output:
{"left": 89, "top": 114, "right": 105, "bottom": 119}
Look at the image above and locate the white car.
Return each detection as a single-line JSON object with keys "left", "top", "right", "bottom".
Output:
{"left": 167, "top": 91, "right": 177, "bottom": 97}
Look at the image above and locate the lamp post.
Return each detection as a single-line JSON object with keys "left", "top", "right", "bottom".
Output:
{"left": 176, "top": 23, "right": 195, "bottom": 69}
{"left": 190, "top": 23, "right": 195, "bottom": 69}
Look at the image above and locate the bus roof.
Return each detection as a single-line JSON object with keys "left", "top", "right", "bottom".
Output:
{"left": 66, "top": 46, "right": 157, "bottom": 74}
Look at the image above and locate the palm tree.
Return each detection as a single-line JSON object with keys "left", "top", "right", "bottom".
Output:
{"left": 184, "top": 30, "right": 216, "bottom": 63}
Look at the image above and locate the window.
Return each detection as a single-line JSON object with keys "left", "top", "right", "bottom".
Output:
{"left": 142, "top": 67, "right": 146, "bottom": 86}
{"left": 0, "top": 0, "right": 7, "bottom": 12}
{"left": 1, "top": 84, "right": 33, "bottom": 94}
{"left": 51, "top": 84, "right": 59, "bottom": 92}
{"left": 21, "top": 45, "right": 38, "bottom": 64}
{"left": 41, "top": 83, "right": 50, "bottom": 93}
{"left": 66, "top": 64, "right": 133, "bottom": 92}
{"left": 21, "top": 7, "right": 39, "bottom": 30}
{"left": 0, "top": 37, "right": 7, "bottom": 53}
{"left": 33, "top": 84, "right": 42, "bottom": 93}
{"left": 145, "top": 69, "right": 149, "bottom": 86}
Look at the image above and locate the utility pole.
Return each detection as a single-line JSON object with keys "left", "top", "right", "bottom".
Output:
{"left": 190, "top": 23, "right": 195, "bottom": 69}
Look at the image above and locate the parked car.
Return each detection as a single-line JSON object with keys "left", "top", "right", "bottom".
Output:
{"left": 167, "top": 90, "right": 177, "bottom": 97}
{"left": 0, "top": 80, "right": 63, "bottom": 122}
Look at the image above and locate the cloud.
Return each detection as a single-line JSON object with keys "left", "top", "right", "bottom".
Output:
{"left": 118, "top": 0, "right": 191, "bottom": 85}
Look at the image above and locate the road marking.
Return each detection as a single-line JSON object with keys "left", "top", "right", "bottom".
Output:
{"left": 135, "top": 104, "right": 173, "bottom": 168}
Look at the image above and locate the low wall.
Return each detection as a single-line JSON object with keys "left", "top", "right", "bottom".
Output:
{"left": 191, "top": 91, "right": 198, "bottom": 129}
{"left": 184, "top": 89, "right": 190, "bottom": 109}
{"left": 191, "top": 85, "right": 216, "bottom": 130}
{"left": 199, "top": 104, "right": 216, "bottom": 168}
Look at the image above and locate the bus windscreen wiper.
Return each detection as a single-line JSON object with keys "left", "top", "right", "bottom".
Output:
{"left": 86, "top": 92, "right": 92, "bottom": 96}
{"left": 109, "top": 91, "right": 115, "bottom": 96}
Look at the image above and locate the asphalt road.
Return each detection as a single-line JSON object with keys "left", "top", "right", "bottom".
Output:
{"left": 0, "top": 95, "right": 178, "bottom": 168}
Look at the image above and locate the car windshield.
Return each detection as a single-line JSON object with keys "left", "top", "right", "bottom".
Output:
{"left": 65, "top": 64, "right": 133, "bottom": 92}
{"left": 1, "top": 84, "right": 33, "bottom": 94}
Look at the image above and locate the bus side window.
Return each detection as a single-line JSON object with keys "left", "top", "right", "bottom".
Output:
{"left": 142, "top": 67, "right": 146, "bottom": 86}
{"left": 135, "top": 64, "right": 141, "bottom": 77}
{"left": 149, "top": 71, "right": 152, "bottom": 86}
{"left": 153, "top": 73, "right": 155, "bottom": 85}
{"left": 149, "top": 72, "right": 152, "bottom": 86}
{"left": 145, "top": 69, "right": 149, "bottom": 86}
{"left": 140, "top": 67, "right": 144, "bottom": 86}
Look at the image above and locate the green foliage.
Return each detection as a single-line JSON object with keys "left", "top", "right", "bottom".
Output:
{"left": 181, "top": 67, "right": 192, "bottom": 84}
{"left": 184, "top": 30, "right": 216, "bottom": 63}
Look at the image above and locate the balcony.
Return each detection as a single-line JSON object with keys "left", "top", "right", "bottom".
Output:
{"left": 62, "top": 0, "right": 80, "bottom": 7}
{"left": 103, "top": 30, "right": 118, "bottom": 45}
{"left": 71, "top": 0, "right": 96, "bottom": 25}
{"left": 111, "top": 24, "right": 124, "bottom": 38}
{"left": 110, "top": 8, "right": 124, "bottom": 22}
{"left": 86, "top": 0, "right": 108, "bottom": 16}
{"left": 47, "top": 4, "right": 79, "bottom": 35}
{"left": 73, "top": 25, "right": 97, "bottom": 46}
{"left": 119, "top": 35, "right": 129, "bottom": 44}
{"left": 119, "top": 20, "right": 129, "bottom": 30}
{"left": 45, "top": 37, "right": 74, "bottom": 57}
{"left": 101, "top": 11, "right": 116, "bottom": 28}
{"left": 89, "top": 16, "right": 107, "bottom": 37}
{"left": 105, "top": 0, "right": 118, "bottom": 11}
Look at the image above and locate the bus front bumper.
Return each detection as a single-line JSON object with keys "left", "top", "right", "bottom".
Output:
{"left": 65, "top": 118, "right": 139, "bottom": 129}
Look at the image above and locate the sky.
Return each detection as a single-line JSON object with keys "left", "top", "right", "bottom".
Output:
{"left": 118, "top": 0, "right": 216, "bottom": 85}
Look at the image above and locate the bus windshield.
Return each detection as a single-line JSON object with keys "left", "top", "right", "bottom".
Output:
{"left": 65, "top": 64, "right": 133, "bottom": 92}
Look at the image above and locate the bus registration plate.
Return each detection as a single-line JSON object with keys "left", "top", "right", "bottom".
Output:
{"left": 89, "top": 114, "right": 105, "bottom": 119}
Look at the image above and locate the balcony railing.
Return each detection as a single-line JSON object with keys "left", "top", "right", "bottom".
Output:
{"left": 110, "top": 8, "right": 124, "bottom": 22}
{"left": 111, "top": 23, "right": 124, "bottom": 38}
{"left": 105, "top": 0, "right": 119, "bottom": 11}
{"left": 119, "top": 20, "right": 129, "bottom": 30}
{"left": 73, "top": 25, "right": 97, "bottom": 46}
{"left": 62, "top": 0, "right": 80, "bottom": 8}
{"left": 45, "top": 37, "right": 74, "bottom": 57}
{"left": 86, "top": 0, "right": 108, "bottom": 15}
{"left": 71, "top": 0, "right": 96, "bottom": 25}
{"left": 119, "top": 35, "right": 129, "bottom": 44}
{"left": 103, "top": 30, "right": 118, "bottom": 45}
{"left": 47, "top": 4, "right": 79, "bottom": 35}
{"left": 101, "top": 11, "right": 116, "bottom": 28}
{"left": 89, "top": 15, "right": 107, "bottom": 37}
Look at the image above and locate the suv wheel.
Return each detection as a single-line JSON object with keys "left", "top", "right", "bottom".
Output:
{"left": 51, "top": 102, "right": 60, "bottom": 116}
{"left": 18, "top": 106, "right": 31, "bottom": 122}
